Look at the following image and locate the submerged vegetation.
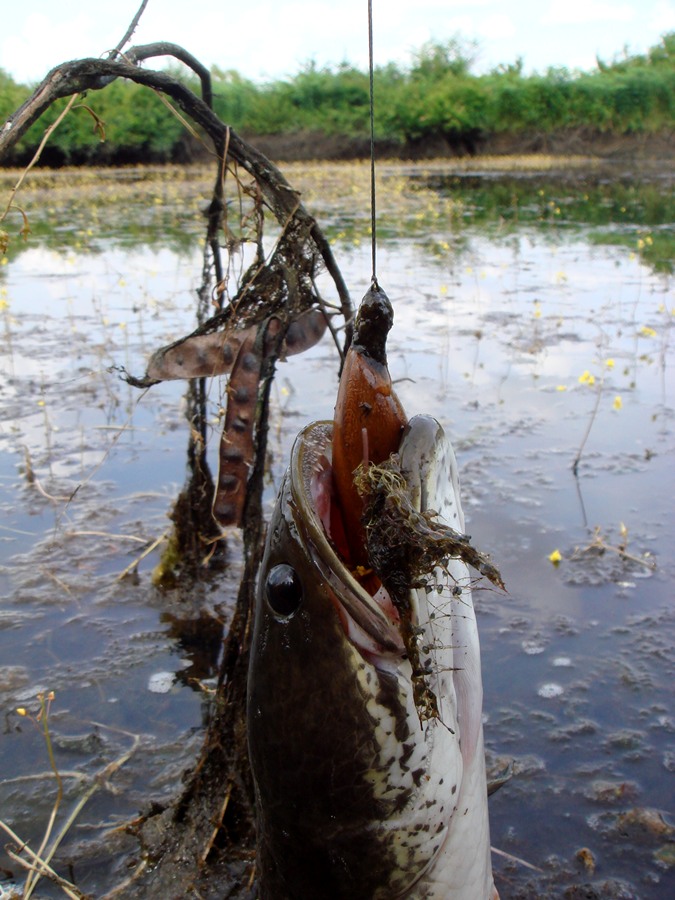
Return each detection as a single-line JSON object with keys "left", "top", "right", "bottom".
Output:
{"left": 0, "top": 158, "right": 671, "bottom": 277}
{"left": 1, "top": 33, "right": 673, "bottom": 165}
{"left": 0, "top": 159, "right": 672, "bottom": 273}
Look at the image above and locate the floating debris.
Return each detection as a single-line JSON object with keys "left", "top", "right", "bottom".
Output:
{"left": 575, "top": 846, "right": 596, "bottom": 875}
{"left": 522, "top": 638, "right": 547, "bottom": 655}
{"left": 355, "top": 455, "right": 505, "bottom": 599}
{"left": 616, "top": 807, "right": 674, "bottom": 841}
{"left": 584, "top": 780, "right": 639, "bottom": 804}
{"left": 588, "top": 807, "right": 674, "bottom": 843}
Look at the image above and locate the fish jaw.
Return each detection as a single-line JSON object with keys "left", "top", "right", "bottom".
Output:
{"left": 247, "top": 418, "right": 495, "bottom": 899}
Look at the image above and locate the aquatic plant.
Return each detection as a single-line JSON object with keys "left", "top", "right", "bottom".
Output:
{"left": 1, "top": 693, "right": 139, "bottom": 899}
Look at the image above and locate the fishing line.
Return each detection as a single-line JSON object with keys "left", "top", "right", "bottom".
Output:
{"left": 367, "top": 0, "right": 378, "bottom": 287}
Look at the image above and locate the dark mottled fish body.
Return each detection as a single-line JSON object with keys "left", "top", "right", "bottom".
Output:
{"left": 248, "top": 418, "right": 495, "bottom": 898}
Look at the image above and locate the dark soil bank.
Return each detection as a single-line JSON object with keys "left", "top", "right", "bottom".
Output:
{"left": 244, "top": 127, "right": 675, "bottom": 162}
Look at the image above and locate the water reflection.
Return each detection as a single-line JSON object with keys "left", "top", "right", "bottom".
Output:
{"left": 0, "top": 163, "right": 673, "bottom": 897}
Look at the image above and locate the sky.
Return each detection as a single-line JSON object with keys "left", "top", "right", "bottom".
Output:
{"left": 1, "top": 0, "right": 672, "bottom": 86}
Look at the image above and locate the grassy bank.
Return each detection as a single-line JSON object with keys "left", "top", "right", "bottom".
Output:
{"left": 1, "top": 34, "right": 673, "bottom": 166}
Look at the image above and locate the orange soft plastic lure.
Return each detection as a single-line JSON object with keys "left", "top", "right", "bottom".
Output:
{"left": 331, "top": 285, "right": 407, "bottom": 573}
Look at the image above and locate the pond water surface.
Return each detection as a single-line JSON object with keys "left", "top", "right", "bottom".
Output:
{"left": 0, "top": 160, "right": 673, "bottom": 898}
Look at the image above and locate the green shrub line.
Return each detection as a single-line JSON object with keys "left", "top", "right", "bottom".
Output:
{"left": 1, "top": 33, "right": 673, "bottom": 165}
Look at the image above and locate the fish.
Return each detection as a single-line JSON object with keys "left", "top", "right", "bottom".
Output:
{"left": 247, "top": 287, "right": 497, "bottom": 899}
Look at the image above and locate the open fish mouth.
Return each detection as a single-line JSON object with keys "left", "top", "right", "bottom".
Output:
{"left": 287, "top": 419, "right": 407, "bottom": 660}
{"left": 285, "top": 414, "right": 496, "bottom": 674}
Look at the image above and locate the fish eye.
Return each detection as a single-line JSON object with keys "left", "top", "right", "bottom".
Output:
{"left": 265, "top": 564, "right": 302, "bottom": 619}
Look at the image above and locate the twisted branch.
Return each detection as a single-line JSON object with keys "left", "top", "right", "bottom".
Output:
{"left": 0, "top": 53, "right": 353, "bottom": 346}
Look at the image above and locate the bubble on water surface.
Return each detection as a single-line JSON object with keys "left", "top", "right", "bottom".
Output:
{"left": 148, "top": 671, "right": 174, "bottom": 694}
{"left": 538, "top": 682, "right": 564, "bottom": 698}
{"left": 552, "top": 656, "right": 572, "bottom": 667}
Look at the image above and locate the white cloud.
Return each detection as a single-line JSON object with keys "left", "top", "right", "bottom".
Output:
{"left": 0, "top": 0, "right": 668, "bottom": 87}
{"left": 648, "top": 0, "right": 675, "bottom": 36}
{"left": 1, "top": 11, "right": 101, "bottom": 83}
{"left": 542, "top": 0, "right": 635, "bottom": 25}
{"left": 480, "top": 14, "right": 517, "bottom": 41}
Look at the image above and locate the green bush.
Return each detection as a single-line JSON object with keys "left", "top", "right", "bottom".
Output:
{"left": 1, "top": 32, "right": 673, "bottom": 164}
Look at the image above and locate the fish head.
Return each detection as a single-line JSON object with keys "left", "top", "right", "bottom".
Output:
{"left": 248, "top": 416, "right": 494, "bottom": 899}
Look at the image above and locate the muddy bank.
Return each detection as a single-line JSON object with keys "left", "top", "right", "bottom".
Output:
{"left": 3, "top": 127, "right": 672, "bottom": 170}
{"left": 243, "top": 127, "right": 675, "bottom": 163}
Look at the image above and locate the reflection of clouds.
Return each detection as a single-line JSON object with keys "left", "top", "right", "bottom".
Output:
{"left": 9, "top": 245, "right": 200, "bottom": 327}
{"left": 349, "top": 230, "right": 666, "bottom": 434}
{"left": 2, "top": 220, "right": 667, "bottom": 479}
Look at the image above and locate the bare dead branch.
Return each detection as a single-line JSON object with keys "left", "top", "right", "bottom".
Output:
{"left": 123, "top": 42, "right": 214, "bottom": 108}
{"left": 111, "top": 0, "right": 150, "bottom": 56}
{"left": 0, "top": 54, "right": 352, "bottom": 343}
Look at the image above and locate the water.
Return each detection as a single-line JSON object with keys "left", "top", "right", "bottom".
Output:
{"left": 0, "top": 161, "right": 673, "bottom": 897}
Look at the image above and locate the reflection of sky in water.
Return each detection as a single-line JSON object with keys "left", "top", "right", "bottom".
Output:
{"left": 0, "top": 193, "right": 673, "bottom": 897}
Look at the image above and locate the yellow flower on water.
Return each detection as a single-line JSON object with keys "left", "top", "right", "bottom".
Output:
{"left": 579, "top": 370, "right": 595, "bottom": 385}
{"left": 640, "top": 326, "right": 657, "bottom": 338}
{"left": 605, "top": 358, "right": 615, "bottom": 369}
{"left": 548, "top": 549, "right": 562, "bottom": 565}
{"left": 556, "top": 385, "right": 567, "bottom": 392}
{"left": 613, "top": 395, "right": 623, "bottom": 410}
{"left": 1, "top": 257, "right": 8, "bottom": 266}
{"left": 637, "top": 238, "right": 645, "bottom": 250}
{"left": 0, "top": 299, "right": 9, "bottom": 311}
